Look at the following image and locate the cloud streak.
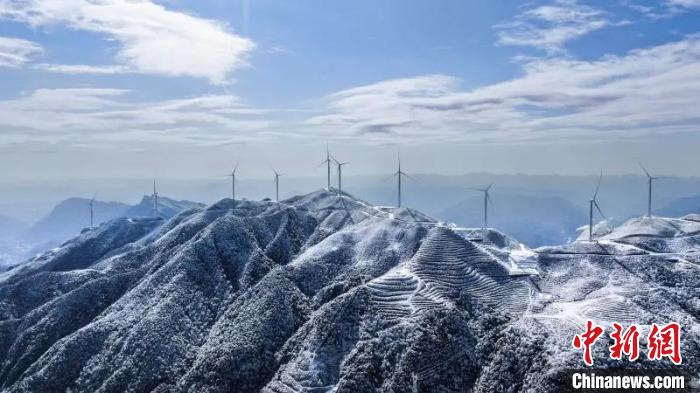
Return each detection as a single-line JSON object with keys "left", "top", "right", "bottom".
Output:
{"left": 32, "top": 63, "right": 131, "bottom": 74}
{"left": 495, "top": 0, "right": 622, "bottom": 53}
{"left": 0, "top": 89, "right": 271, "bottom": 146}
{"left": 306, "top": 35, "right": 700, "bottom": 144}
{"left": 667, "top": 0, "right": 700, "bottom": 9}
{"left": 0, "top": 0, "right": 254, "bottom": 83}
{"left": 0, "top": 36, "right": 42, "bottom": 68}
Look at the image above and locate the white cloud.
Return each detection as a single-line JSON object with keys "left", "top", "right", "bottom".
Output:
{"left": 0, "top": 36, "right": 42, "bottom": 68}
{"left": 267, "top": 45, "right": 293, "bottom": 55}
{"left": 0, "top": 88, "right": 270, "bottom": 146}
{"left": 0, "top": 0, "right": 254, "bottom": 83}
{"left": 306, "top": 35, "right": 700, "bottom": 144}
{"left": 32, "top": 63, "right": 131, "bottom": 74}
{"left": 496, "top": 0, "right": 622, "bottom": 52}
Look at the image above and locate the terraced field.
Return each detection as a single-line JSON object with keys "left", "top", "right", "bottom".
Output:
{"left": 1, "top": 190, "right": 697, "bottom": 392}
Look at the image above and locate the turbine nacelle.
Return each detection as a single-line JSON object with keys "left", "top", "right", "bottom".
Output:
{"left": 391, "top": 153, "right": 412, "bottom": 208}
{"left": 89, "top": 191, "right": 97, "bottom": 207}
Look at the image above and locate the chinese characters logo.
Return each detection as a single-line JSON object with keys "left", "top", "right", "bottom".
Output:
{"left": 572, "top": 320, "right": 682, "bottom": 366}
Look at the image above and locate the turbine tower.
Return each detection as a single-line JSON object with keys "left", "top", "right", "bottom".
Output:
{"left": 152, "top": 179, "right": 159, "bottom": 218}
{"left": 228, "top": 163, "right": 239, "bottom": 200}
{"left": 588, "top": 172, "right": 606, "bottom": 241}
{"left": 273, "top": 169, "right": 282, "bottom": 202}
{"left": 639, "top": 163, "right": 658, "bottom": 218}
{"left": 318, "top": 144, "right": 332, "bottom": 191}
{"left": 392, "top": 154, "right": 411, "bottom": 207}
{"left": 477, "top": 183, "right": 494, "bottom": 237}
{"left": 89, "top": 192, "right": 97, "bottom": 227}
{"left": 332, "top": 157, "right": 348, "bottom": 194}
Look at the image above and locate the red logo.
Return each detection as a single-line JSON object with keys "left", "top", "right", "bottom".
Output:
{"left": 573, "top": 320, "right": 605, "bottom": 366}
{"left": 647, "top": 322, "right": 682, "bottom": 365}
{"left": 573, "top": 320, "right": 682, "bottom": 366}
{"left": 609, "top": 323, "right": 640, "bottom": 361}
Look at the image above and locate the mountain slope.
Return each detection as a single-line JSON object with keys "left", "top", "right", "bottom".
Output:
{"left": 0, "top": 190, "right": 697, "bottom": 392}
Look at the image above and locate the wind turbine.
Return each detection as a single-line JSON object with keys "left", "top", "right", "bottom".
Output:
{"left": 228, "top": 163, "right": 239, "bottom": 200}
{"left": 392, "top": 154, "right": 411, "bottom": 208}
{"left": 588, "top": 172, "right": 606, "bottom": 241}
{"left": 318, "top": 144, "right": 332, "bottom": 191}
{"left": 477, "top": 183, "right": 494, "bottom": 237}
{"left": 88, "top": 192, "right": 97, "bottom": 227}
{"left": 152, "top": 179, "right": 159, "bottom": 218}
{"left": 273, "top": 169, "right": 282, "bottom": 202}
{"left": 639, "top": 162, "right": 659, "bottom": 218}
{"left": 332, "top": 157, "right": 348, "bottom": 194}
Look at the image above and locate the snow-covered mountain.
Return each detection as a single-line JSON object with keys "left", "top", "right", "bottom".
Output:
{"left": 0, "top": 190, "right": 697, "bottom": 392}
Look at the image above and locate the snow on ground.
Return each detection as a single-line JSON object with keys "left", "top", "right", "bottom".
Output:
{"left": 0, "top": 189, "right": 698, "bottom": 392}
{"left": 602, "top": 216, "right": 700, "bottom": 240}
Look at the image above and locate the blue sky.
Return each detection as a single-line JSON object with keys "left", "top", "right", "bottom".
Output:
{"left": 0, "top": 0, "right": 699, "bottom": 179}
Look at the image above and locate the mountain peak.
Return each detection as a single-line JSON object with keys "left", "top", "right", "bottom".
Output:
{"left": 1, "top": 190, "right": 698, "bottom": 392}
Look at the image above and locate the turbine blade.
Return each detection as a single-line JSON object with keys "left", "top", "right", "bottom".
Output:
{"left": 638, "top": 161, "right": 651, "bottom": 178}
{"left": 487, "top": 193, "right": 494, "bottom": 207}
{"left": 594, "top": 200, "right": 606, "bottom": 220}
{"left": 401, "top": 172, "right": 415, "bottom": 181}
{"left": 485, "top": 182, "right": 494, "bottom": 192}
{"left": 593, "top": 171, "right": 603, "bottom": 200}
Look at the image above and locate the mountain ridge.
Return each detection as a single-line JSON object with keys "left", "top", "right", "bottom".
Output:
{"left": 0, "top": 190, "right": 697, "bottom": 392}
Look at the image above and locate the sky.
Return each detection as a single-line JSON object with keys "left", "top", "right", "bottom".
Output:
{"left": 0, "top": 0, "right": 699, "bottom": 181}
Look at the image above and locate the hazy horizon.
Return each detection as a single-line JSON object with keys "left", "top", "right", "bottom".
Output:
{"left": 2, "top": 171, "right": 700, "bottom": 223}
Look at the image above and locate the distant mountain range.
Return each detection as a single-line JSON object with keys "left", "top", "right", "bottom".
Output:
{"left": 0, "top": 190, "right": 697, "bottom": 392}
{"left": 0, "top": 215, "right": 27, "bottom": 240}
{"left": 659, "top": 194, "right": 700, "bottom": 218}
{"left": 440, "top": 193, "right": 586, "bottom": 247}
{"left": 0, "top": 195, "right": 202, "bottom": 269}
{"left": 23, "top": 198, "right": 130, "bottom": 244}
{"left": 123, "top": 195, "right": 201, "bottom": 219}
{"left": 0, "top": 173, "right": 698, "bottom": 269}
